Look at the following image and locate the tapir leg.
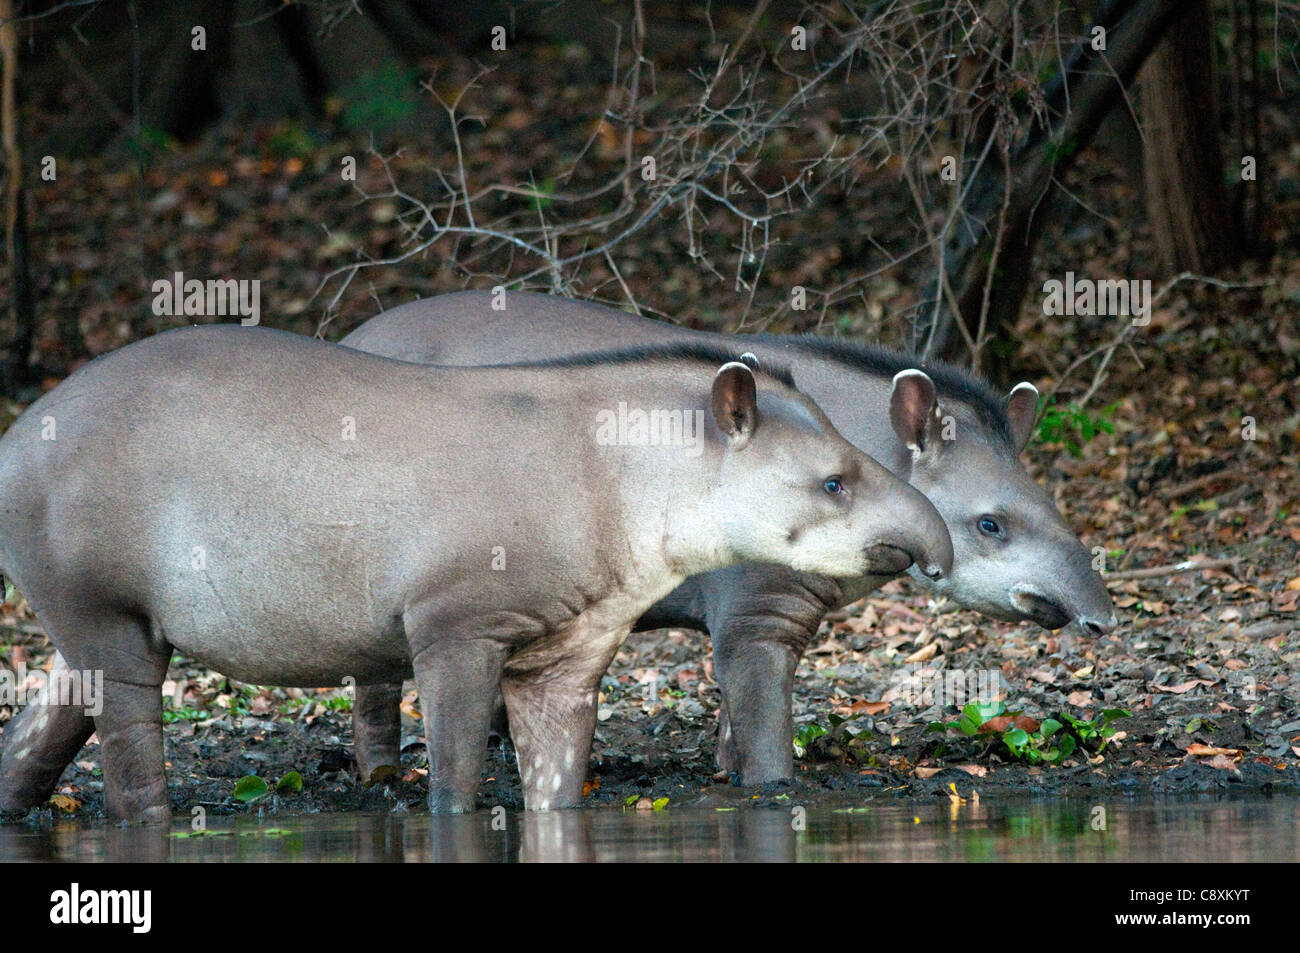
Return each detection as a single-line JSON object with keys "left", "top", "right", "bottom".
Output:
{"left": 704, "top": 567, "right": 839, "bottom": 784}
{"left": 409, "top": 635, "right": 509, "bottom": 814}
{"left": 96, "top": 678, "right": 170, "bottom": 824}
{"left": 500, "top": 629, "right": 627, "bottom": 812}
{"left": 352, "top": 683, "right": 403, "bottom": 784}
{"left": 42, "top": 611, "right": 174, "bottom": 825}
{"left": 0, "top": 652, "right": 95, "bottom": 814}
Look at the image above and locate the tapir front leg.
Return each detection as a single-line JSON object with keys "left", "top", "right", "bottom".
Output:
{"left": 705, "top": 567, "right": 840, "bottom": 784}
{"left": 500, "top": 627, "right": 627, "bottom": 811}
{"left": 406, "top": 609, "right": 510, "bottom": 814}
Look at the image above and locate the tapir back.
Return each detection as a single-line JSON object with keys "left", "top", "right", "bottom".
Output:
{"left": 0, "top": 326, "right": 611, "bottom": 684}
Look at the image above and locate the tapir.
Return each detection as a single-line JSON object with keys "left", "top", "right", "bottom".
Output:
{"left": 0, "top": 324, "right": 952, "bottom": 821}
{"left": 338, "top": 291, "right": 1117, "bottom": 785}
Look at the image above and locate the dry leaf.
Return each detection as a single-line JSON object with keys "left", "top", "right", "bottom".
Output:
{"left": 1186, "top": 744, "right": 1241, "bottom": 758}
{"left": 48, "top": 794, "right": 81, "bottom": 813}
{"left": 904, "top": 642, "right": 938, "bottom": 663}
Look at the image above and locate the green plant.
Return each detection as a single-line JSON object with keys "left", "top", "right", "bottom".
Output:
{"left": 928, "top": 701, "right": 1130, "bottom": 766}
{"left": 162, "top": 705, "right": 207, "bottom": 724}
{"left": 793, "top": 712, "right": 874, "bottom": 763}
{"left": 339, "top": 64, "right": 421, "bottom": 134}
{"left": 233, "top": 770, "right": 303, "bottom": 805}
{"left": 1035, "top": 399, "right": 1117, "bottom": 457}
{"left": 266, "top": 121, "right": 317, "bottom": 159}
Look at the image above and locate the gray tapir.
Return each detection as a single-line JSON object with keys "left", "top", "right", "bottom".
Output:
{"left": 339, "top": 291, "right": 1117, "bottom": 784}
{"left": 0, "top": 324, "right": 952, "bottom": 821}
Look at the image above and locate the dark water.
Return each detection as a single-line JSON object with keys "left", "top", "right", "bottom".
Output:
{"left": 2, "top": 796, "right": 1296, "bottom": 862}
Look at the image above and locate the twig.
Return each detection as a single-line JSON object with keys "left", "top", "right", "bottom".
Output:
{"left": 1104, "top": 558, "right": 1237, "bottom": 582}
{"left": 1235, "top": 620, "right": 1298, "bottom": 639}
{"left": 1162, "top": 470, "right": 1234, "bottom": 499}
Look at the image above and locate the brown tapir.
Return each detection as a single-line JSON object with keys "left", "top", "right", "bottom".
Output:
{"left": 0, "top": 324, "right": 951, "bottom": 821}
{"left": 337, "top": 291, "right": 1118, "bottom": 784}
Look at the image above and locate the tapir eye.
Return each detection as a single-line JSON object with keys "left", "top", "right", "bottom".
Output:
{"left": 978, "top": 515, "right": 1003, "bottom": 537}
{"left": 823, "top": 476, "right": 845, "bottom": 496}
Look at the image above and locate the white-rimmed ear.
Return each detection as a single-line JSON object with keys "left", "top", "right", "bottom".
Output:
{"left": 889, "top": 369, "right": 938, "bottom": 454}
{"left": 1004, "top": 382, "right": 1039, "bottom": 454}
{"left": 711, "top": 362, "right": 758, "bottom": 449}
{"left": 738, "top": 352, "right": 759, "bottom": 369}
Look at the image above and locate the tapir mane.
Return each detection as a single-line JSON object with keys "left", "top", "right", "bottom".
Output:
{"left": 485, "top": 342, "right": 798, "bottom": 390}
{"left": 767, "top": 334, "right": 1016, "bottom": 451}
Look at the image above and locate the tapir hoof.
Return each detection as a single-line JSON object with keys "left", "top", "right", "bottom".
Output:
{"left": 111, "top": 804, "right": 172, "bottom": 827}
{"left": 427, "top": 789, "right": 477, "bottom": 814}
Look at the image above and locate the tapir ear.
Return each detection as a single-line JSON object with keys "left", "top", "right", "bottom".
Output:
{"left": 1004, "top": 382, "right": 1039, "bottom": 454}
{"left": 890, "top": 369, "right": 937, "bottom": 454}
{"left": 711, "top": 362, "right": 758, "bottom": 448}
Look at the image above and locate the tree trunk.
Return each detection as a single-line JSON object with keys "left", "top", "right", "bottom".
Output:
{"left": 0, "top": 0, "right": 35, "bottom": 400}
{"left": 1140, "top": 0, "right": 1236, "bottom": 272}
{"left": 917, "top": 0, "right": 1193, "bottom": 365}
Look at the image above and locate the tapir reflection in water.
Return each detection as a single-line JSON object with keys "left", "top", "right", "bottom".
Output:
{"left": 0, "top": 324, "right": 952, "bottom": 821}
{"left": 339, "top": 291, "right": 1118, "bottom": 785}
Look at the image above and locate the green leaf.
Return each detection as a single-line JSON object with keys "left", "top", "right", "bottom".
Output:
{"left": 1003, "top": 728, "right": 1031, "bottom": 755}
{"left": 233, "top": 775, "right": 269, "bottom": 804}
{"left": 275, "top": 770, "right": 303, "bottom": 794}
{"left": 652, "top": 797, "right": 669, "bottom": 812}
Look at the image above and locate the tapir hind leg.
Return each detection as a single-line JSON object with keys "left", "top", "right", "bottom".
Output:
{"left": 0, "top": 651, "right": 95, "bottom": 814}
{"left": 500, "top": 628, "right": 627, "bottom": 812}
{"left": 50, "top": 611, "right": 173, "bottom": 825}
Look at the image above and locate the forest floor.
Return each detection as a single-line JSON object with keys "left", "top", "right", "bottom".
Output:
{"left": 2, "top": 13, "right": 1299, "bottom": 820}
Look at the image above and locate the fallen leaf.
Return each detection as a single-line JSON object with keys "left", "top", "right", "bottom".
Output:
{"left": 1154, "top": 680, "right": 1200, "bottom": 694}
{"left": 1012, "top": 715, "right": 1041, "bottom": 733}
{"left": 904, "top": 642, "right": 938, "bottom": 663}
{"left": 1186, "top": 744, "right": 1241, "bottom": 758}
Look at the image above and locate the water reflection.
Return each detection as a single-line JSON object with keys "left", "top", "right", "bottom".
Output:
{"left": 1, "top": 797, "right": 1296, "bottom": 862}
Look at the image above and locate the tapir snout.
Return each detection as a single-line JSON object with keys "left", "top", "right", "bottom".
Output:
{"left": 1010, "top": 543, "right": 1117, "bottom": 634}
{"left": 859, "top": 479, "right": 953, "bottom": 582}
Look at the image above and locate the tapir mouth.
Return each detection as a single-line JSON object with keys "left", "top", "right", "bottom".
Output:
{"left": 1010, "top": 587, "right": 1071, "bottom": 630}
{"left": 862, "top": 544, "right": 915, "bottom": 576}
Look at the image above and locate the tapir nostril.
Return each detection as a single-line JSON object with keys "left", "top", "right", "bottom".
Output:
{"left": 1080, "top": 613, "right": 1118, "bottom": 636}
{"left": 924, "top": 563, "right": 944, "bottom": 580}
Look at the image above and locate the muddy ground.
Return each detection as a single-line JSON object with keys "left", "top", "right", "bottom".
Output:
{"left": 2, "top": 8, "right": 1299, "bottom": 822}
